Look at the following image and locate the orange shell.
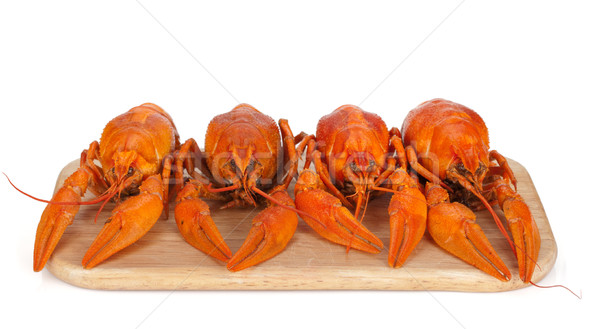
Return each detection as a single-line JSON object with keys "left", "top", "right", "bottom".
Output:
{"left": 401, "top": 98, "right": 490, "bottom": 179}
{"left": 99, "top": 103, "right": 180, "bottom": 178}
{"left": 204, "top": 103, "right": 281, "bottom": 180}
{"left": 316, "top": 104, "right": 389, "bottom": 184}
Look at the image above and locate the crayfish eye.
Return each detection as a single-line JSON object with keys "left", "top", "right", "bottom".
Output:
{"left": 127, "top": 167, "right": 134, "bottom": 176}
{"left": 349, "top": 162, "right": 359, "bottom": 172}
{"left": 229, "top": 159, "right": 237, "bottom": 170}
{"left": 367, "top": 159, "right": 376, "bottom": 171}
{"left": 246, "top": 159, "right": 255, "bottom": 173}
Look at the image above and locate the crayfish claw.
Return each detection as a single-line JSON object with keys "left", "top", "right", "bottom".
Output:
{"left": 295, "top": 173, "right": 383, "bottom": 254}
{"left": 494, "top": 181, "right": 540, "bottom": 282}
{"left": 174, "top": 180, "right": 232, "bottom": 262}
{"left": 82, "top": 175, "right": 164, "bottom": 269}
{"left": 227, "top": 190, "right": 297, "bottom": 272}
{"left": 428, "top": 201, "right": 511, "bottom": 281}
{"left": 426, "top": 183, "right": 511, "bottom": 281}
{"left": 387, "top": 187, "right": 427, "bottom": 268}
{"left": 33, "top": 168, "right": 91, "bottom": 271}
{"left": 34, "top": 207, "right": 75, "bottom": 272}
{"left": 174, "top": 198, "right": 232, "bottom": 262}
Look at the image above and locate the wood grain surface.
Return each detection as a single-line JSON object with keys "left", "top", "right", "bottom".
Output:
{"left": 45, "top": 158, "right": 557, "bottom": 291}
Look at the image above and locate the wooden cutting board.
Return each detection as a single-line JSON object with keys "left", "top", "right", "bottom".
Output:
{"left": 45, "top": 158, "right": 556, "bottom": 291}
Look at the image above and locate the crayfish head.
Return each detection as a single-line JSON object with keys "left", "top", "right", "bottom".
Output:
{"left": 338, "top": 151, "right": 380, "bottom": 211}
{"left": 210, "top": 146, "right": 267, "bottom": 206}
{"left": 448, "top": 161, "right": 487, "bottom": 193}
{"left": 346, "top": 150, "right": 378, "bottom": 179}
{"left": 347, "top": 151, "right": 377, "bottom": 174}
{"left": 448, "top": 144, "right": 489, "bottom": 193}
{"left": 213, "top": 143, "right": 264, "bottom": 183}
{"left": 106, "top": 150, "right": 144, "bottom": 197}
{"left": 344, "top": 152, "right": 378, "bottom": 193}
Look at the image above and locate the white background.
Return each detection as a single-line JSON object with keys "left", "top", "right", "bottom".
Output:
{"left": 0, "top": 1, "right": 597, "bottom": 328}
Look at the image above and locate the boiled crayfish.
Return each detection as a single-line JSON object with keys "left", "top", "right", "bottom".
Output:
{"left": 12, "top": 103, "right": 198, "bottom": 271}
{"left": 402, "top": 98, "right": 540, "bottom": 282}
{"left": 294, "top": 104, "right": 428, "bottom": 268}
{"left": 13, "top": 100, "right": 541, "bottom": 281}
{"left": 173, "top": 103, "right": 312, "bottom": 271}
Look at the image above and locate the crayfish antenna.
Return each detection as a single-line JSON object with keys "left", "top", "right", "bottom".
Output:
{"left": 4, "top": 172, "right": 111, "bottom": 206}
{"left": 529, "top": 282, "right": 582, "bottom": 299}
